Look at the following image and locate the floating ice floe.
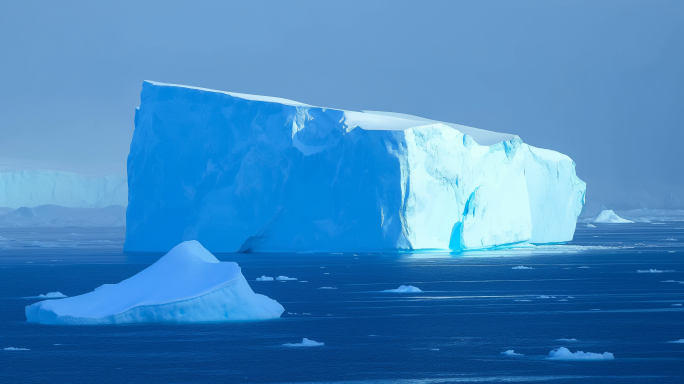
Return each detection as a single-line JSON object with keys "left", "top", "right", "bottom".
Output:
{"left": 383, "top": 285, "right": 422, "bottom": 293}
{"left": 25, "top": 292, "right": 67, "bottom": 299}
{"left": 556, "top": 338, "right": 578, "bottom": 342}
{"left": 548, "top": 347, "right": 614, "bottom": 360}
{"left": 275, "top": 276, "right": 297, "bottom": 281}
{"left": 283, "top": 338, "right": 324, "bottom": 347}
{"left": 637, "top": 269, "right": 664, "bottom": 273}
{"left": 667, "top": 339, "right": 684, "bottom": 343}
{"left": 512, "top": 266, "right": 532, "bottom": 270}
{"left": 256, "top": 276, "right": 274, "bottom": 281}
{"left": 4, "top": 347, "right": 30, "bottom": 351}
{"left": 501, "top": 350, "right": 523, "bottom": 356}
{"left": 318, "top": 287, "right": 337, "bottom": 290}
{"left": 25, "top": 241, "right": 284, "bottom": 324}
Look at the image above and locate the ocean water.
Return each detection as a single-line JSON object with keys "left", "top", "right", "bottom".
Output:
{"left": 1, "top": 224, "right": 683, "bottom": 383}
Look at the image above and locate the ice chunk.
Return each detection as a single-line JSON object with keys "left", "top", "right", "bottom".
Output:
{"left": 586, "top": 223, "right": 596, "bottom": 228}
{"left": 25, "top": 241, "right": 283, "bottom": 324}
{"left": 501, "top": 350, "right": 523, "bottom": 356}
{"left": 25, "top": 292, "right": 67, "bottom": 299}
{"left": 124, "top": 81, "right": 585, "bottom": 253}
{"left": 283, "top": 338, "right": 324, "bottom": 347}
{"left": 4, "top": 347, "right": 30, "bottom": 351}
{"left": 637, "top": 269, "right": 664, "bottom": 273}
{"left": 255, "top": 276, "right": 274, "bottom": 281}
{"left": 383, "top": 285, "right": 422, "bottom": 293}
{"left": 275, "top": 276, "right": 297, "bottom": 281}
{"left": 512, "top": 266, "right": 532, "bottom": 270}
{"left": 592, "top": 210, "right": 634, "bottom": 224}
{"left": 0, "top": 170, "right": 127, "bottom": 209}
{"left": 548, "top": 347, "right": 614, "bottom": 360}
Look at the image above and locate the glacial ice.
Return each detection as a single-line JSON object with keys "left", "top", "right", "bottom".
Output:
{"left": 26, "top": 292, "right": 67, "bottom": 299}
{"left": 0, "top": 170, "right": 127, "bottom": 209}
{"left": 25, "top": 241, "right": 284, "bottom": 324}
{"left": 125, "top": 81, "right": 586, "bottom": 253}
{"left": 592, "top": 210, "right": 634, "bottom": 224}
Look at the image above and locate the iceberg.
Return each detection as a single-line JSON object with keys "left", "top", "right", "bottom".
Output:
{"left": 547, "top": 347, "right": 614, "bottom": 360}
{"left": 0, "top": 170, "right": 127, "bottom": 209}
{"left": 125, "top": 81, "right": 586, "bottom": 253}
{"left": 383, "top": 285, "right": 422, "bottom": 293}
{"left": 591, "top": 210, "right": 634, "bottom": 224}
{"left": 25, "top": 241, "right": 284, "bottom": 324}
{"left": 283, "top": 338, "right": 324, "bottom": 347}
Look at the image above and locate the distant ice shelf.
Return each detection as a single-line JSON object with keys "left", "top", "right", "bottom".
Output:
{"left": 25, "top": 241, "right": 284, "bottom": 324}
{"left": 124, "top": 81, "right": 586, "bottom": 253}
{"left": 0, "top": 170, "right": 127, "bottom": 209}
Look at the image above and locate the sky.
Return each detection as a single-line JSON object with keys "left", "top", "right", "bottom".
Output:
{"left": 0, "top": 0, "right": 682, "bottom": 211}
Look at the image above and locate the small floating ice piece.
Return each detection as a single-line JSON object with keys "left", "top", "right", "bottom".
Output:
{"left": 276, "top": 276, "right": 297, "bottom": 281}
{"left": 4, "top": 347, "right": 30, "bottom": 351}
{"left": 548, "top": 347, "right": 614, "bottom": 360}
{"left": 512, "top": 266, "right": 532, "bottom": 270}
{"left": 383, "top": 285, "right": 422, "bottom": 293}
{"left": 501, "top": 350, "right": 523, "bottom": 356}
{"left": 256, "top": 276, "right": 274, "bottom": 281}
{"left": 283, "top": 338, "right": 324, "bottom": 347}
{"left": 637, "top": 269, "right": 663, "bottom": 273}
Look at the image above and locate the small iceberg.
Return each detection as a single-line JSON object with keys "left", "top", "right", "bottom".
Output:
{"left": 256, "top": 276, "right": 274, "bottom": 281}
{"left": 586, "top": 223, "right": 596, "bottom": 228}
{"left": 4, "top": 347, "right": 30, "bottom": 351}
{"left": 383, "top": 285, "right": 422, "bottom": 293}
{"left": 512, "top": 266, "right": 532, "bottom": 270}
{"left": 637, "top": 269, "right": 664, "bottom": 273}
{"left": 501, "top": 350, "right": 523, "bottom": 356}
{"left": 592, "top": 210, "right": 634, "bottom": 223}
{"left": 283, "top": 338, "right": 324, "bottom": 347}
{"left": 275, "top": 276, "right": 297, "bottom": 281}
{"left": 548, "top": 347, "right": 614, "bottom": 360}
{"left": 25, "top": 241, "right": 284, "bottom": 324}
{"left": 25, "top": 292, "right": 67, "bottom": 299}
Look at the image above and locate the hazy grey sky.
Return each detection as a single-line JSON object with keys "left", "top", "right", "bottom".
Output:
{"left": 1, "top": 0, "right": 682, "bottom": 209}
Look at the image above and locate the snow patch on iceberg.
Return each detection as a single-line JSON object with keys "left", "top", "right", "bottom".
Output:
{"left": 25, "top": 241, "right": 283, "bottom": 324}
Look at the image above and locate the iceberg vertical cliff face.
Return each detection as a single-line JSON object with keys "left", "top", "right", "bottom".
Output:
{"left": 0, "top": 170, "right": 127, "bottom": 209}
{"left": 125, "top": 81, "right": 585, "bottom": 253}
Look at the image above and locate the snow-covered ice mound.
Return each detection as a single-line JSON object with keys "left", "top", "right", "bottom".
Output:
{"left": 25, "top": 241, "right": 284, "bottom": 325}
{"left": 592, "top": 210, "right": 634, "bottom": 224}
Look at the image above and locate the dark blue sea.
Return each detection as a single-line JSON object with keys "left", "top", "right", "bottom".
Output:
{"left": 1, "top": 224, "right": 683, "bottom": 383}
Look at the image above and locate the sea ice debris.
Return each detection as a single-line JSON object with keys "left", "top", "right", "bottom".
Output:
{"left": 548, "top": 347, "right": 614, "bottom": 360}
{"left": 383, "top": 285, "right": 422, "bottom": 293}
{"left": 283, "top": 338, "right": 324, "bottom": 347}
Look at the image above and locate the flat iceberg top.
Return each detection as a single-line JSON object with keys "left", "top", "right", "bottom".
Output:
{"left": 30, "top": 241, "right": 241, "bottom": 319}
{"left": 144, "top": 81, "right": 515, "bottom": 146}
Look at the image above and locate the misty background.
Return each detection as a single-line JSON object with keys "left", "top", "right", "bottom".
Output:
{"left": 1, "top": 0, "right": 682, "bottom": 213}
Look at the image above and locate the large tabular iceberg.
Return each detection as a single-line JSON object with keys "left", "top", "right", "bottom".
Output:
{"left": 26, "top": 241, "right": 284, "bottom": 324}
{"left": 125, "top": 81, "right": 585, "bottom": 253}
{"left": 0, "top": 170, "right": 127, "bottom": 209}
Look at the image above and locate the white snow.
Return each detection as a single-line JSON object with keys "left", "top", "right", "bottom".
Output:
{"left": 383, "top": 285, "right": 422, "bottom": 293}
{"left": 592, "top": 210, "right": 634, "bottom": 224}
{"left": 256, "top": 276, "right": 274, "bottom": 281}
{"left": 501, "top": 350, "right": 523, "bottom": 356}
{"left": 125, "top": 81, "right": 585, "bottom": 253}
{"left": 512, "top": 266, "right": 532, "bottom": 270}
{"left": 275, "top": 276, "right": 297, "bottom": 281}
{"left": 283, "top": 338, "right": 324, "bottom": 347}
{"left": 0, "top": 170, "right": 127, "bottom": 209}
{"left": 25, "top": 241, "right": 284, "bottom": 324}
{"left": 548, "top": 347, "right": 614, "bottom": 360}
